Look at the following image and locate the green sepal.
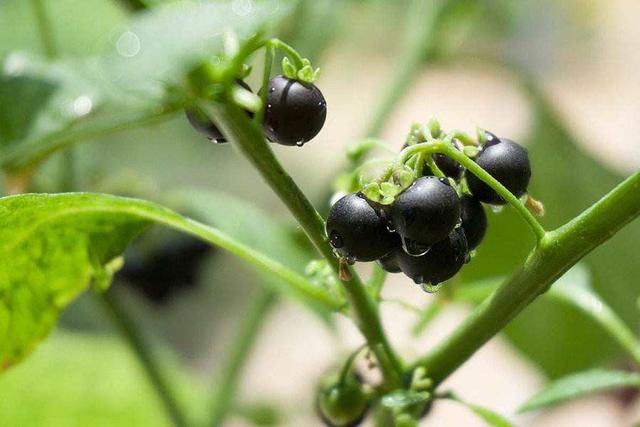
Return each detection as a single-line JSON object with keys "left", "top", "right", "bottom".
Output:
{"left": 297, "top": 65, "right": 315, "bottom": 83}
{"left": 380, "top": 182, "right": 401, "bottom": 198}
{"left": 362, "top": 183, "right": 382, "bottom": 202}
{"left": 426, "top": 118, "right": 441, "bottom": 138}
{"left": 463, "top": 145, "right": 480, "bottom": 157}
{"left": 282, "top": 57, "right": 297, "bottom": 79}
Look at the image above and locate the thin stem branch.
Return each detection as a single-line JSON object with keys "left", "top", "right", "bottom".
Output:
{"left": 98, "top": 291, "right": 191, "bottom": 427}
{"left": 254, "top": 45, "right": 273, "bottom": 125}
{"left": 413, "top": 171, "right": 640, "bottom": 385}
{"left": 209, "top": 288, "right": 277, "bottom": 427}
{"left": 203, "top": 101, "right": 403, "bottom": 388}
{"left": 29, "top": 0, "right": 57, "bottom": 59}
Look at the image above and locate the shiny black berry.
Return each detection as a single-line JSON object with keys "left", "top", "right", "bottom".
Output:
{"left": 377, "top": 249, "right": 402, "bottom": 273}
{"left": 316, "top": 373, "right": 369, "bottom": 427}
{"left": 185, "top": 80, "right": 252, "bottom": 143}
{"left": 424, "top": 153, "right": 464, "bottom": 180}
{"left": 263, "top": 75, "right": 327, "bottom": 146}
{"left": 327, "top": 193, "right": 396, "bottom": 262}
{"left": 460, "top": 195, "right": 487, "bottom": 250}
{"left": 117, "top": 234, "right": 212, "bottom": 304}
{"left": 396, "top": 227, "right": 468, "bottom": 285}
{"left": 467, "top": 137, "right": 531, "bottom": 205}
{"left": 391, "top": 176, "right": 461, "bottom": 246}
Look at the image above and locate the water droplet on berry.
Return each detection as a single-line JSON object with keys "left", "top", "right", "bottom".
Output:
{"left": 490, "top": 205, "right": 504, "bottom": 214}
{"left": 295, "top": 140, "right": 306, "bottom": 147}
{"left": 385, "top": 220, "right": 396, "bottom": 233}
{"left": 269, "top": 87, "right": 275, "bottom": 93}
{"left": 464, "top": 253, "right": 472, "bottom": 264}
{"left": 207, "top": 137, "right": 225, "bottom": 144}
{"left": 413, "top": 276, "right": 424, "bottom": 285}
{"left": 401, "top": 236, "right": 430, "bottom": 257}
{"left": 439, "top": 177, "right": 448, "bottom": 184}
{"left": 345, "top": 255, "right": 356, "bottom": 265}
{"left": 421, "top": 282, "right": 443, "bottom": 294}
{"left": 329, "top": 231, "right": 343, "bottom": 248}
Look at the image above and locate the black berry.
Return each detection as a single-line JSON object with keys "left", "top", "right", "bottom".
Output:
{"left": 263, "top": 75, "right": 327, "bottom": 146}
{"left": 316, "top": 373, "right": 369, "bottom": 427}
{"left": 117, "top": 234, "right": 212, "bottom": 304}
{"left": 377, "top": 249, "right": 402, "bottom": 273}
{"left": 391, "top": 176, "right": 461, "bottom": 246}
{"left": 326, "top": 193, "right": 396, "bottom": 262}
{"left": 396, "top": 227, "right": 468, "bottom": 285}
{"left": 424, "top": 153, "right": 464, "bottom": 180}
{"left": 460, "top": 195, "right": 487, "bottom": 250}
{"left": 185, "top": 80, "right": 252, "bottom": 143}
{"left": 467, "top": 137, "right": 531, "bottom": 205}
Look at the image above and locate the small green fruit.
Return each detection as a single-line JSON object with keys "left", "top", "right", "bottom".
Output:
{"left": 316, "top": 373, "right": 369, "bottom": 427}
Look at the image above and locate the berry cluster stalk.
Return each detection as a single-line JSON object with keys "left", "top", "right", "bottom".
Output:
{"left": 204, "top": 101, "right": 404, "bottom": 389}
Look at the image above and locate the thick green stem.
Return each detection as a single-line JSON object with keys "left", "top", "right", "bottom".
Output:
{"left": 99, "top": 291, "right": 191, "bottom": 427}
{"left": 414, "top": 171, "right": 640, "bottom": 385}
{"left": 204, "top": 101, "right": 403, "bottom": 388}
{"left": 30, "top": 0, "right": 57, "bottom": 59}
{"left": 209, "top": 288, "right": 277, "bottom": 427}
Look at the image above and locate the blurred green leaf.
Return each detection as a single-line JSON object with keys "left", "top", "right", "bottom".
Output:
{"left": 461, "top": 82, "right": 640, "bottom": 377}
{"left": 0, "top": 331, "right": 205, "bottom": 427}
{"left": 519, "top": 369, "right": 640, "bottom": 413}
{"left": 443, "top": 393, "right": 514, "bottom": 427}
{"left": 103, "top": 0, "right": 291, "bottom": 96}
{"left": 0, "top": 192, "right": 337, "bottom": 372}
{"left": 0, "top": 54, "right": 176, "bottom": 172}
{"left": 232, "top": 401, "right": 285, "bottom": 426}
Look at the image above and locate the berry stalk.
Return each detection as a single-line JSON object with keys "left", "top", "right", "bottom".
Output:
{"left": 203, "top": 101, "right": 404, "bottom": 389}
{"left": 412, "top": 170, "right": 640, "bottom": 385}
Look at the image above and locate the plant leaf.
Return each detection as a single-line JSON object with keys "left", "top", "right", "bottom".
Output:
{"left": 0, "top": 331, "right": 206, "bottom": 426}
{"left": 0, "top": 192, "right": 339, "bottom": 372}
{"left": 103, "top": 0, "right": 291, "bottom": 97}
{"left": 519, "top": 369, "right": 640, "bottom": 412}
{"left": 444, "top": 393, "right": 515, "bottom": 427}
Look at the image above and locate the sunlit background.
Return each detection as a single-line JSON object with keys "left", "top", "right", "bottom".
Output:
{"left": 1, "top": 0, "right": 639, "bottom": 425}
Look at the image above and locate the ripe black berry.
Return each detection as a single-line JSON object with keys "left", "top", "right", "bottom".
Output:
{"left": 460, "top": 195, "right": 487, "bottom": 250}
{"left": 316, "top": 373, "right": 369, "bottom": 427}
{"left": 467, "top": 137, "right": 531, "bottom": 205}
{"left": 263, "top": 75, "right": 327, "bottom": 146}
{"left": 424, "top": 153, "right": 464, "bottom": 180}
{"left": 327, "top": 193, "right": 396, "bottom": 262}
{"left": 117, "top": 234, "right": 212, "bottom": 304}
{"left": 391, "top": 176, "right": 461, "bottom": 246}
{"left": 185, "top": 80, "right": 252, "bottom": 143}
{"left": 396, "top": 227, "right": 468, "bottom": 285}
{"left": 377, "top": 249, "right": 401, "bottom": 273}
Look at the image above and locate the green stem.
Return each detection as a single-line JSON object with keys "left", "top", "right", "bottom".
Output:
{"left": 267, "top": 38, "right": 305, "bottom": 70}
{"left": 361, "top": 0, "right": 443, "bottom": 138}
{"left": 254, "top": 45, "right": 273, "bottom": 125}
{"left": 439, "top": 144, "right": 547, "bottom": 241}
{"left": 98, "top": 291, "right": 191, "bottom": 427}
{"left": 30, "top": 0, "right": 57, "bottom": 59}
{"left": 368, "top": 264, "right": 388, "bottom": 302}
{"left": 203, "top": 101, "right": 403, "bottom": 388}
{"left": 413, "top": 171, "right": 640, "bottom": 385}
{"left": 209, "top": 288, "right": 277, "bottom": 427}
{"left": 1, "top": 106, "right": 179, "bottom": 173}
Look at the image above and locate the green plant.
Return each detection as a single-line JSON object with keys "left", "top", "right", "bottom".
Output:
{"left": 1, "top": 1, "right": 640, "bottom": 426}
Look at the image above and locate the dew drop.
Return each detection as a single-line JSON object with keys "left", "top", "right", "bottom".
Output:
{"left": 269, "top": 87, "right": 275, "bottom": 93}
{"left": 421, "top": 282, "right": 443, "bottom": 294}
{"left": 401, "top": 236, "right": 430, "bottom": 257}
{"left": 295, "top": 140, "right": 306, "bottom": 147}
{"left": 385, "top": 220, "right": 396, "bottom": 233}
{"left": 413, "top": 276, "right": 424, "bottom": 285}
{"left": 490, "top": 205, "right": 504, "bottom": 214}
{"left": 329, "top": 231, "right": 344, "bottom": 248}
{"left": 208, "top": 137, "right": 225, "bottom": 144}
{"left": 345, "top": 255, "right": 356, "bottom": 265}
{"left": 71, "top": 95, "right": 93, "bottom": 117}
{"left": 464, "top": 253, "right": 472, "bottom": 264}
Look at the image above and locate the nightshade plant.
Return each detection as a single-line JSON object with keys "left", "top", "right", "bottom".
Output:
{"left": 1, "top": 1, "right": 640, "bottom": 426}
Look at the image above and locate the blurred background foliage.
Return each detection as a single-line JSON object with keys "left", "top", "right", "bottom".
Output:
{"left": 0, "top": 0, "right": 638, "bottom": 425}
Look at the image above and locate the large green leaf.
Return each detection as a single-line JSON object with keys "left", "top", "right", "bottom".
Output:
{"left": 0, "top": 192, "right": 337, "bottom": 371}
{"left": 0, "top": 331, "right": 205, "bottom": 427}
{"left": 461, "top": 83, "right": 640, "bottom": 377}
{"left": 519, "top": 369, "right": 640, "bottom": 413}
{"left": 103, "top": 0, "right": 291, "bottom": 96}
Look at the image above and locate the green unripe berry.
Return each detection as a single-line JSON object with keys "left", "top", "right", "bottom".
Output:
{"left": 316, "top": 373, "right": 369, "bottom": 427}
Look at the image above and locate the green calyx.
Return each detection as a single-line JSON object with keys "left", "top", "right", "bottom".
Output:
{"left": 282, "top": 57, "right": 320, "bottom": 84}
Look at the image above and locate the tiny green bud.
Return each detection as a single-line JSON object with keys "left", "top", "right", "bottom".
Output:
{"left": 282, "top": 57, "right": 297, "bottom": 79}
{"left": 426, "top": 118, "right": 441, "bottom": 138}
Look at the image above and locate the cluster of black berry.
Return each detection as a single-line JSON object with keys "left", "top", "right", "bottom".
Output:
{"left": 186, "top": 75, "right": 327, "bottom": 146}
{"left": 326, "top": 130, "right": 531, "bottom": 291}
